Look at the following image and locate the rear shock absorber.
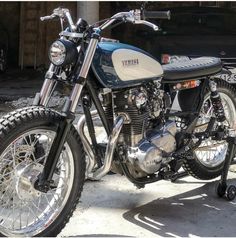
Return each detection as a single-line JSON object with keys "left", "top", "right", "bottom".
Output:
{"left": 209, "top": 80, "right": 226, "bottom": 122}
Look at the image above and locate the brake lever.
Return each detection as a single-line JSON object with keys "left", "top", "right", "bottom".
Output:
{"left": 134, "top": 20, "right": 159, "bottom": 31}
{"left": 40, "top": 14, "right": 57, "bottom": 21}
{"left": 127, "top": 10, "right": 159, "bottom": 31}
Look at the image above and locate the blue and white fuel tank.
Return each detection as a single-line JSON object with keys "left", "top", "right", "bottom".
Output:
{"left": 92, "top": 42, "right": 163, "bottom": 89}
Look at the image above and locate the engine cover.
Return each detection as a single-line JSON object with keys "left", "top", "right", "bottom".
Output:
{"left": 127, "top": 121, "right": 177, "bottom": 177}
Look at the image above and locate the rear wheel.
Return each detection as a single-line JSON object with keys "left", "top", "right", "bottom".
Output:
{"left": 183, "top": 79, "right": 236, "bottom": 180}
{"left": 0, "top": 107, "right": 85, "bottom": 236}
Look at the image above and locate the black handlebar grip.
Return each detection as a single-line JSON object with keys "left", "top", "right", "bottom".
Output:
{"left": 143, "top": 10, "right": 171, "bottom": 20}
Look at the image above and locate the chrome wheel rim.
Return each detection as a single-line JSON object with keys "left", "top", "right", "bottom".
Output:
{"left": 0, "top": 129, "right": 74, "bottom": 236}
{"left": 194, "top": 93, "right": 236, "bottom": 168}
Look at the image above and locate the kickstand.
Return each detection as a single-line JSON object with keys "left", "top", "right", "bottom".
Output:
{"left": 171, "top": 171, "right": 189, "bottom": 182}
{"left": 216, "top": 136, "right": 236, "bottom": 201}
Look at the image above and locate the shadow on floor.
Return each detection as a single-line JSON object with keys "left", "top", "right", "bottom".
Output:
{"left": 70, "top": 235, "right": 133, "bottom": 237}
{"left": 123, "top": 179, "right": 236, "bottom": 237}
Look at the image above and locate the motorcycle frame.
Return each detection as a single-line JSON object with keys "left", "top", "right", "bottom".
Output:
{"left": 34, "top": 53, "right": 211, "bottom": 190}
{"left": 33, "top": 9, "right": 223, "bottom": 189}
{"left": 167, "top": 77, "right": 209, "bottom": 131}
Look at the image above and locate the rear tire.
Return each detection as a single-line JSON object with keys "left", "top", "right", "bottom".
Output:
{"left": 183, "top": 79, "right": 236, "bottom": 180}
{"left": 0, "top": 106, "right": 86, "bottom": 236}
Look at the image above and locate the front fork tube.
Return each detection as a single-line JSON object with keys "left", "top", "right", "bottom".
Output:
{"left": 35, "top": 36, "right": 99, "bottom": 191}
{"left": 35, "top": 83, "right": 84, "bottom": 192}
{"left": 33, "top": 64, "right": 58, "bottom": 107}
{"left": 36, "top": 115, "right": 74, "bottom": 191}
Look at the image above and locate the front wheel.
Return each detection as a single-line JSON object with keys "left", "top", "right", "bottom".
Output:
{"left": 183, "top": 79, "right": 236, "bottom": 180}
{"left": 0, "top": 107, "right": 85, "bottom": 236}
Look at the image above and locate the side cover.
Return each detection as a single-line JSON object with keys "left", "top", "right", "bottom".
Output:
{"left": 92, "top": 42, "right": 163, "bottom": 89}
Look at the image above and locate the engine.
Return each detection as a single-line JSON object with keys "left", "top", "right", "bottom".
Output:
{"left": 127, "top": 121, "right": 177, "bottom": 178}
{"left": 109, "top": 82, "right": 177, "bottom": 178}
{"left": 113, "top": 82, "right": 164, "bottom": 146}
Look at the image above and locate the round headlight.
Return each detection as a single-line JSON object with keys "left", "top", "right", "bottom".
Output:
{"left": 49, "top": 41, "right": 66, "bottom": 66}
{"left": 49, "top": 40, "right": 78, "bottom": 66}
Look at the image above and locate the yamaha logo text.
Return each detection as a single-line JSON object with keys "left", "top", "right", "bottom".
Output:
{"left": 122, "top": 59, "right": 139, "bottom": 67}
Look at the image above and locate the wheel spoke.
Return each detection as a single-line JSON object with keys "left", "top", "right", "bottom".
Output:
{"left": 31, "top": 200, "right": 45, "bottom": 215}
{"left": 28, "top": 204, "right": 40, "bottom": 222}
{"left": 0, "top": 182, "right": 13, "bottom": 201}
{"left": 19, "top": 200, "right": 23, "bottom": 231}
{"left": 0, "top": 128, "right": 74, "bottom": 236}
{"left": 194, "top": 92, "right": 236, "bottom": 168}
{"left": 196, "top": 141, "right": 226, "bottom": 150}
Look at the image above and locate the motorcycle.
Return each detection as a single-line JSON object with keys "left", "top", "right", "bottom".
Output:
{"left": 0, "top": 7, "right": 236, "bottom": 236}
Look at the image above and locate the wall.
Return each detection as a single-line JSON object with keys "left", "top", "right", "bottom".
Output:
{"left": 0, "top": 2, "right": 20, "bottom": 66}
{"left": 1, "top": 1, "right": 236, "bottom": 68}
{"left": 19, "top": 2, "right": 77, "bottom": 68}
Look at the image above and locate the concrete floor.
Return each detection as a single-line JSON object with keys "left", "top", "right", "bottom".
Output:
{"left": 0, "top": 68, "right": 44, "bottom": 101}
{"left": 60, "top": 172, "right": 236, "bottom": 237}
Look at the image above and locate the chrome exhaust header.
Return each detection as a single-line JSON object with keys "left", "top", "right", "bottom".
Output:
{"left": 77, "top": 110, "right": 98, "bottom": 177}
{"left": 77, "top": 111, "right": 124, "bottom": 180}
{"left": 92, "top": 114, "right": 124, "bottom": 180}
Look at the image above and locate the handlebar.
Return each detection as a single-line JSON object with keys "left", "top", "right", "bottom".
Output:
{"left": 40, "top": 15, "right": 56, "bottom": 21}
{"left": 143, "top": 10, "right": 171, "bottom": 20}
{"left": 100, "top": 9, "right": 159, "bottom": 31}
{"left": 40, "top": 7, "right": 76, "bottom": 32}
{"left": 40, "top": 8, "right": 169, "bottom": 35}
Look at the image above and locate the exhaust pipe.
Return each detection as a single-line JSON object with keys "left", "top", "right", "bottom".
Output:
{"left": 77, "top": 111, "right": 124, "bottom": 180}
{"left": 92, "top": 114, "right": 124, "bottom": 180}
{"left": 77, "top": 110, "right": 98, "bottom": 177}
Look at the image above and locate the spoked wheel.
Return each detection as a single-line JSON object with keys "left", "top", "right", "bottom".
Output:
{"left": 0, "top": 107, "right": 85, "bottom": 236}
{"left": 183, "top": 80, "right": 236, "bottom": 180}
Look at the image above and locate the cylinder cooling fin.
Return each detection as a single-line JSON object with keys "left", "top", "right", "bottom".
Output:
{"left": 113, "top": 88, "right": 149, "bottom": 146}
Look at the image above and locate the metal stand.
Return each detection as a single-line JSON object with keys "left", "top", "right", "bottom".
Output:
{"left": 171, "top": 137, "right": 236, "bottom": 187}
{"left": 216, "top": 136, "right": 236, "bottom": 201}
{"left": 171, "top": 171, "right": 189, "bottom": 182}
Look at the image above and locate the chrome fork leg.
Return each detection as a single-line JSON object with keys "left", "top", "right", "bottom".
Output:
{"left": 39, "top": 78, "right": 57, "bottom": 106}
{"left": 38, "top": 64, "right": 57, "bottom": 106}
{"left": 69, "top": 83, "right": 84, "bottom": 113}
{"left": 69, "top": 39, "right": 99, "bottom": 113}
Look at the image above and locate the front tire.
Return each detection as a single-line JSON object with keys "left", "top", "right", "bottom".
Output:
{"left": 183, "top": 79, "right": 236, "bottom": 180}
{"left": 0, "top": 107, "right": 86, "bottom": 236}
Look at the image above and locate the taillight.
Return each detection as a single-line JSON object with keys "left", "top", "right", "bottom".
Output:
{"left": 173, "top": 80, "right": 201, "bottom": 91}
